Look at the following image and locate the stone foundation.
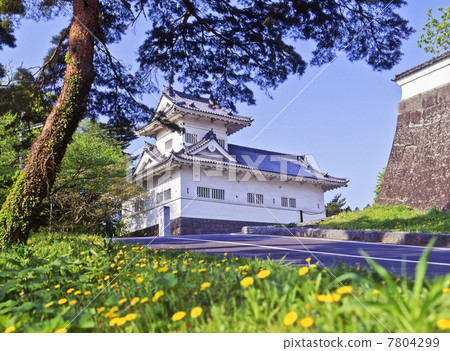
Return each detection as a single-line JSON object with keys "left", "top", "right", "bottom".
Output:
{"left": 128, "top": 217, "right": 275, "bottom": 236}
{"left": 377, "top": 82, "right": 450, "bottom": 211}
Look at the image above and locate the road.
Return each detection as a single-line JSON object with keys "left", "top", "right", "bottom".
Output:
{"left": 117, "top": 234, "right": 450, "bottom": 276}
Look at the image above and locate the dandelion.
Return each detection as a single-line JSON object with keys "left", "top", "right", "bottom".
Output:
{"left": 331, "top": 293, "right": 341, "bottom": 302}
{"left": 119, "top": 298, "right": 128, "bottom": 305}
{"left": 190, "top": 307, "right": 203, "bottom": 319}
{"left": 110, "top": 263, "right": 115, "bottom": 268}
{"left": 298, "top": 266, "right": 309, "bottom": 276}
{"left": 300, "top": 316, "right": 314, "bottom": 328}
{"left": 110, "top": 318, "right": 120, "bottom": 326}
{"left": 283, "top": 312, "right": 298, "bottom": 326}
{"left": 58, "top": 298, "right": 68, "bottom": 305}
{"left": 69, "top": 300, "right": 77, "bottom": 306}
{"left": 140, "top": 297, "right": 149, "bottom": 304}
{"left": 45, "top": 302, "right": 54, "bottom": 308}
{"left": 200, "top": 282, "right": 211, "bottom": 291}
{"left": 336, "top": 286, "right": 353, "bottom": 295}
{"left": 125, "top": 313, "right": 137, "bottom": 321}
{"left": 104, "top": 276, "right": 110, "bottom": 281}
{"left": 54, "top": 328, "right": 67, "bottom": 333}
{"left": 310, "top": 264, "right": 317, "bottom": 269}
{"left": 54, "top": 284, "right": 60, "bottom": 289}
{"left": 136, "top": 277, "right": 144, "bottom": 284}
{"left": 67, "top": 288, "right": 74, "bottom": 294}
{"left": 258, "top": 270, "right": 271, "bottom": 279}
{"left": 84, "top": 291, "right": 91, "bottom": 296}
{"left": 130, "top": 297, "right": 140, "bottom": 306}
{"left": 109, "top": 307, "right": 119, "bottom": 313}
{"left": 199, "top": 268, "right": 206, "bottom": 273}
{"left": 240, "top": 277, "right": 254, "bottom": 288}
{"left": 152, "top": 291, "right": 164, "bottom": 302}
{"left": 97, "top": 285, "right": 104, "bottom": 290}
{"left": 74, "top": 291, "right": 81, "bottom": 295}
{"left": 172, "top": 311, "right": 186, "bottom": 322}
{"left": 225, "top": 267, "right": 230, "bottom": 272}
{"left": 372, "top": 289, "right": 380, "bottom": 295}
{"left": 4, "top": 326, "right": 16, "bottom": 333}
{"left": 437, "top": 319, "right": 450, "bottom": 330}
{"left": 19, "top": 290, "right": 24, "bottom": 296}
{"left": 97, "top": 307, "right": 105, "bottom": 314}
{"left": 305, "top": 257, "right": 311, "bottom": 263}
{"left": 116, "top": 318, "right": 127, "bottom": 326}
{"left": 443, "top": 288, "right": 450, "bottom": 293}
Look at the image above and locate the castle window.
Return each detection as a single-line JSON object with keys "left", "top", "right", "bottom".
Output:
{"left": 157, "top": 192, "right": 163, "bottom": 203}
{"left": 134, "top": 198, "right": 145, "bottom": 212}
{"left": 248, "top": 193, "right": 264, "bottom": 205}
{"left": 212, "top": 188, "right": 225, "bottom": 200}
{"left": 197, "top": 186, "right": 210, "bottom": 198}
{"left": 185, "top": 133, "right": 198, "bottom": 144}
{"left": 289, "top": 198, "right": 296, "bottom": 208}
{"left": 164, "top": 189, "right": 171, "bottom": 201}
{"left": 217, "top": 139, "right": 225, "bottom": 148}
{"left": 281, "top": 197, "right": 288, "bottom": 207}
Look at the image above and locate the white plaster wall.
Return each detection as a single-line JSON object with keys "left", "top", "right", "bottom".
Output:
{"left": 179, "top": 166, "right": 325, "bottom": 223}
{"left": 156, "top": 129, "right": 184, "bottom": 154}
{"left": 123, "top": 168, "right": 182, "bottom": 233}
{"left": 397, "top": 57, "right": 450, "bottom": 100}
{"left": 183, "top": 117, "right": 228, "bottom": 148}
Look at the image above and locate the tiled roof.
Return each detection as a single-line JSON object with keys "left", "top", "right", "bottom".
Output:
{"left": 394, "top": 51, "right": 450, "bottom": 81}
{"left": 162, "top": 86, "right": 252, "bottom": 122}
{"left": 227, "top": 144, "right": 346, "bottom": 182}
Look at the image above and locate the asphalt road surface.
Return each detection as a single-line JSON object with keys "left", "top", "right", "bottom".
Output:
{"left": 117, "top": 234, "right": 450, "bottom": 276}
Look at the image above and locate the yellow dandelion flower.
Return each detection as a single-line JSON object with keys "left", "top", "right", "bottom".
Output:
{"left": 172, "top": 270, "right": 178, "bottom": 274}
{"left": 97, "top": 285, "right": 104, "bottom": 290}
{"left": 336, "top": 286, "right": 353, "bottom": 295}
{"left": 305, "top": 303, "right": 311, "bottom": 311}
{"left": 116, "top": 318, "right": 127, "bottom": 326}
{"left": 200, "top": 282, "right": 211, "bottom": 291}
{"left": 5, "top": 326, "right": 16, "bottom": 333}
{"left": 45, "top": 301, "right": 54, "bottom": 308}
{"left": 305, "top": 258, "right": 311, "bottom": 263}
{"left": 310, "top": 264, "right": 317, "bottom": 269}
{"left": 257, "top": 270, "right": 271, "bottom": 279}
{"left": 130, "top": 297, "right": 140, "bottom": 306}
{"left": 67, "top": 288, "right": 74, "bottom": 294}
{"left": 136, "top": 277, "right": 144, "bottom": 284}
{"left": 298, "top": 266, "right": 309, "bottom": 276}
{"left": 140, "top": 297, "right": 149, "bottom": 304}
{"left": 104, "top": 276, "right": 110, "bottom": 281}
{"left": 119, "top": 298, "right": 128, "bottom": 305}
{"left": 172, "top": 311, "right": 186, "bottom": 322}
{"left": 216, "top": 263, "right": 221, "bottom": 267}
{"left": 283, "top": 311, "right": 298, "bottom": 326}
{"left": 437, "top": 319, "right": 450, "bottom": 330}
{"left": 190, "top": 307, "right": 202, "bottom": 318}
{"left": 373, "top": 289, "right": 380, "bottom": 295}
{"left": 199, "top": 268, "right": 206, "bottom": 273}
{"left": 199, "top": 260, "right": 204, "bottom": 264}
{"left": 225, "top": 267, "right": 230, "bottom": 272}
{"left": 54, "top": 284, "right": 60, "bottom": 289}
{"left": 331, "top": 293, "right": 341, "bottom": 302}
{"left": 19, "top": 290, "right": 24, "bottom": 296}
{"left": 69, "top": 300, "right": 77, "bottom": 306}
{"left": 316, "top": 294, "right": 334, "bottom": 303}
{"left": 300, "top": 316, "right": 314, "bottom": 328}
{"left": 58, "top": 298, "right": 68, "bottom": 305}
{"left": 54, "top": 328, "right": 67, "bottom": 333}
{"left": 152, "top": 291, "right": 164, "bottom": 302}
{"left": 84, "top": 291, "right": 91, "bottom": 296}
{"left": 240, "top": 277, "right": 254, "bottom": 288}
{"left": 97, "top": 307, "right": 105, "bottom": 314}
{"left": 109, "top": 318, "right": 120, "bottom": 326}
{"left": 110, "top": 263, "right": 115, "bottom": 268}
{"left": 125, "top": 313, "right": 137, "bottom": 321}
{"left": 109, "top": 306, "right": 119, "bottom": 313}
{"left": 442, "top": 288, "right": 450, "bottom": 293}
{"left": 74, "top": 291, "right": 81, "bottom": 296}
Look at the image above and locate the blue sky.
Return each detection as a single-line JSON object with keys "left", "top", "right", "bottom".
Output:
{"left": 1, "top": 1, "right": 447, "bottom": 210}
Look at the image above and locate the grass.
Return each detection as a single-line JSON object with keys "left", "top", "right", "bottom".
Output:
{"left": 319, "top": 205, "right": 450, "bottom": 234}
{"left": 0, "top": 232, "right": 450, "bottom": 333}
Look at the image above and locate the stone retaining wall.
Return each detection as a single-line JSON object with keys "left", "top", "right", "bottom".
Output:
{"left": 242, "top": 226, "right": 450, "bottom": 247}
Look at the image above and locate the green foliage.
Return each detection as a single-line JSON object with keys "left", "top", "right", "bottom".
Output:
{"left": 418, "top": 7, "right": 450, "bottom": 55}
{"left": 47, "top": 120, "right": 141, "bottom": 235}
{"left": 373, "top": 166, "right": 386, "bottom": 203}
{"left": 0, "top": 232, "right": 449, "bottom": 332}
{"left": 319, "top": 205, "right": 450, "bottom": 234}
{"left": 325, "top": 193, "right": 348, "bottom": 216}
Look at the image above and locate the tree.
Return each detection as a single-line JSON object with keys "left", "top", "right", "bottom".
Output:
{"left": 47, "top": 120, "right": 141, "bottom": 235}
{"left": 373, "top": 166, "right": 386, "bottom": 203}
{"left": 418, "top": 7, "right": 450, "bottom": 55}
{"left": 326, "top": 194, "right": 348, "bottom": 216}
{"left": 0, "top": 0, "right": 414, "bottom": 248}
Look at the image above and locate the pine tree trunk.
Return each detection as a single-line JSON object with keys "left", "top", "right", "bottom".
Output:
{"left": 0, "top": 0, "right": 99, "bottom": 248}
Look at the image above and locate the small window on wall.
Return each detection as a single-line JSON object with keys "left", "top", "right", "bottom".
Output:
{"left": 165, "top": 139, "right": 173, "bottom": 151}
{"left": 134, "top": 199, "right": 145, "bottom": 212}
{"left": 247, "top": 193, "right": 263, "bottom": 204}
{"left": 212, "top": 188, "right": 225, "bottom": 200}
{"left": 281, "top": 197, "right": 288, "bottom": 207}
{"left": 157, "top": 192, "right": 163, "bottom": 203}
{"left": 197, "top": 186, "right": 210, "bottom": 198}
{"left": 289, "top": 198, "right": 296, "bottom": 208}
{"left": 185, "top": 133, "right": 198, "bottom": 144}
{"left": 217, "top": 139, "right": 225, "bottom": 148}
{"left": 255, "top": 194, "right": 264, "bottom": 204}
{"left": 164, "top": 189, "right": 171, "bottom": 201}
